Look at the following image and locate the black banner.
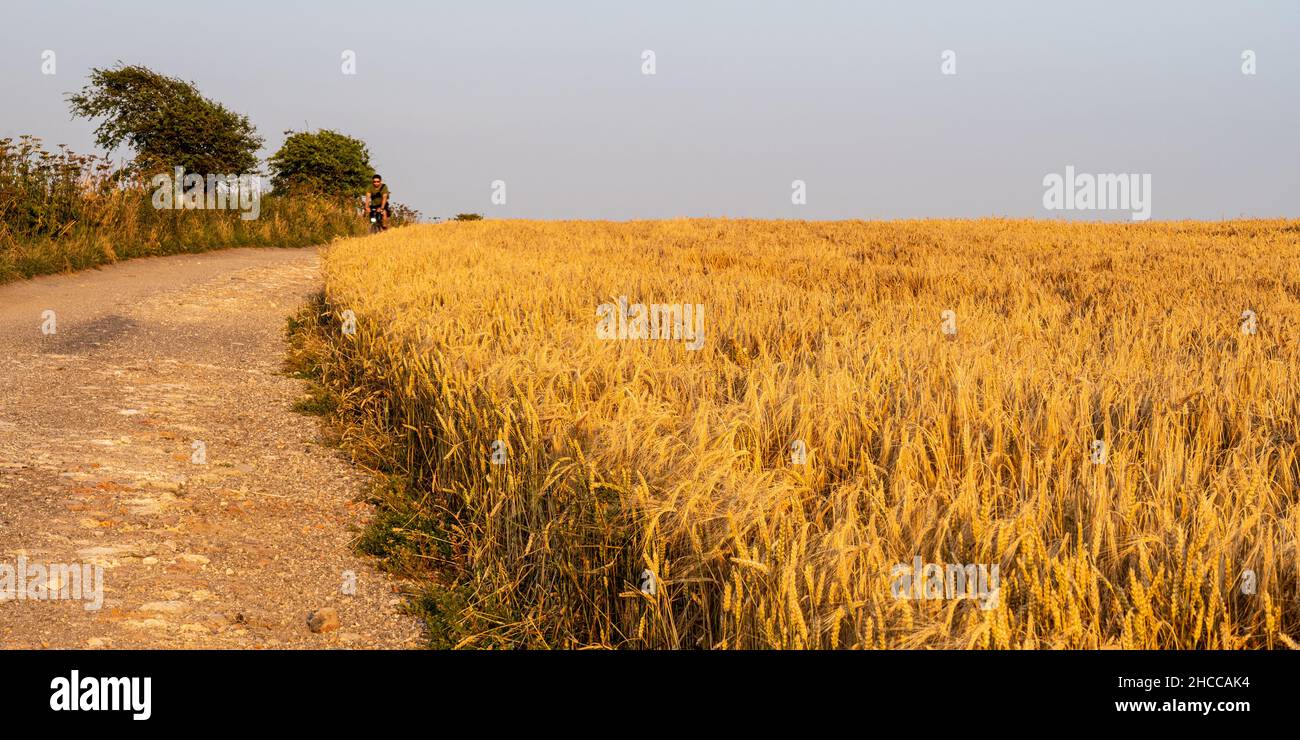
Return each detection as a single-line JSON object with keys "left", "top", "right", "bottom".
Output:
{"left": 0, "top": 649, "right": 1285, "bottom": 728}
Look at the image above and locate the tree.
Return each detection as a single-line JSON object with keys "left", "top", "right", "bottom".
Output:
{"left": 67, "top": 64, "right": 263, "bottom": 175}
{"left": 267, "top": 129, "right": 373, "bottom": 199}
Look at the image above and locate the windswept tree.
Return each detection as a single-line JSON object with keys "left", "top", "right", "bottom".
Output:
{"left": 67, "top": 64, "right": 263, "bottom": 175}
{"left": 267, "top": 129, "right": 373, "bottom": 199}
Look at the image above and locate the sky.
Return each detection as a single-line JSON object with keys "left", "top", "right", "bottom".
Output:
{"left": 2, "top": 0, "right": 1297, "bottom": 221}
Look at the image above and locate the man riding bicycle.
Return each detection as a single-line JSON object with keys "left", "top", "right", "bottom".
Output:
{"left": 365, "top": 174, "right": 390, "bottom": 230}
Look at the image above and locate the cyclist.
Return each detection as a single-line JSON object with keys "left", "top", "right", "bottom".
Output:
{"left": 366, "top": 174, "right": 391, "bottom": 230}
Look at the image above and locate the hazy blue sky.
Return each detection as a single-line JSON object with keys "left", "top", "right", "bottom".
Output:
{"left": 3, "top": 1, "right": 1297, "bottom": 220}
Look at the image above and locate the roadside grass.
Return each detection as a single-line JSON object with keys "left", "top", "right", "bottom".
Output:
{"left": 286, "top": 294, "right": 484, "bottom": 648}
{"left": 1, "top": 194, "right": 366, "bottom": 285}
{"left": 1, "top": 135, "right": 367, "bottom": 285}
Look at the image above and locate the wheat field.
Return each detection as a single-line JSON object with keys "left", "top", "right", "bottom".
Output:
{"left": 302, "top": 218, "right": 1300, "bottom": 649}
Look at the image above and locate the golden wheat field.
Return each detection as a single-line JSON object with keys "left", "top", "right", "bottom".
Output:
{"left": 303, "top": 218, "right": 1300, "bottom": 649}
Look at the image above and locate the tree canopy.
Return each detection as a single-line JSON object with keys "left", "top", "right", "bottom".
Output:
{"left": 267, "top": 129, "right": 373, "bottom": 199}
{"left": 67, "top": 64, "right": 263, "bottom": 175}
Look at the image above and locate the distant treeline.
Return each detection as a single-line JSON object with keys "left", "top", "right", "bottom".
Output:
{"left": 1, "top": 64, "right": 417, "bottom": 283}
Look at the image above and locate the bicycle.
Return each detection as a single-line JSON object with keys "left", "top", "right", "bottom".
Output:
{"left": 368, "top": 205, "right": 386, "bottom": 234}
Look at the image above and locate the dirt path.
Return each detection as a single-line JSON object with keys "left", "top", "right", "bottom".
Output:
{"left": 0, "top": 247, "right": 420, "bottom": 648}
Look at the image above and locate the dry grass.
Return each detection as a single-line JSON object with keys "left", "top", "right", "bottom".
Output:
{"left": 1, "top": 135, "right": 367, "bottom": 284}
{"left": 303, "top": 218, "right": 1300, "bottom": 648}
